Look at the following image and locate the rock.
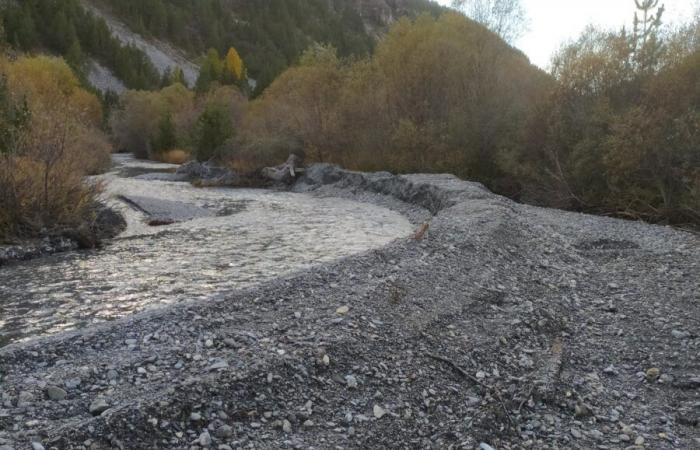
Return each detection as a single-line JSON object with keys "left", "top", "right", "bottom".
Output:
{"left": 31, "top": 443, "right": 45, "bottom": 450}
{"left": 64, "top": 378, "right": 81, "bottom": 389}
{"left": 190, "top": 412, "right": 202, "bottom": 421}
{"left": 336, "top": 306, "right": 350, "bottom": 315}
{"left": 215, "top": 425, "right": 233, "bottom": 438}
{"left": 17, "top": 391, "right": 34, "bottom": 406}
{"left": 345, "top": 375, "right": 358, "bottom": 389}
{"left": 107, "top": 369, "right": 118, "bottom": 380}
{"left": 46, "top": 385, "right": 67, "bottom": 401}
{"left": 303, "top": 420, "right": 314, "bottom": 428}
{"left": 91, "top": 204, "right": 127, "bottom": 241}
{"left": 645, "top": 368, "right": 660, "bottom": 382}
{"left": 89, "top": 398, "right": 110, "bottom": 416}
{"left": 207, "top": 359, "right": 229, "bottom": 371}
{"left": 603, "top": 365, "right": 618, "bottom": 376}
{"left": 373, "top": 405, "right": 387, "bottom": 419}
{"left": 322, "top": 354, "right": 330, "bottom": 366}
{"left": 570, "top": 428, "right": 582, "bottom": 439}
{"left": 671, "top": 329, "right": 690, "bottom": 339}
{"left": 574, "top": 403, "right": 592, "bottom": 418}
{"left": 479, "top": 444, "right": 495, "bottom": 450}
{"left": 282, "top": 419, "right": 292, "bottom": 433}
{"left": 198, "top": 431, "right": 212, "bottom": 447}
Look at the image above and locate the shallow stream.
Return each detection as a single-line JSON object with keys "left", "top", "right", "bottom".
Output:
{"left": 0, "top": 155, "right": 412, "bottom": 346}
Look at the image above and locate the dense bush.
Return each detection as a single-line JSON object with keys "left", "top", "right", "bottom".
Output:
{"left": 110, "top": 84, "right": 246, "bottom": 161}
{"left": 0, "top": 56, "right": 111, "bottom": 240}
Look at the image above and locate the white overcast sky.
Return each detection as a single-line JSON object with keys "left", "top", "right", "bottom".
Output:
{"left": 435, "top": 0, "right": 698, "bottom": 69}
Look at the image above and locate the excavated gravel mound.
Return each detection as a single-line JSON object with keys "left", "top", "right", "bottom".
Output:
{"left": 0, "top": 165, "right": 698, "bottom": 450}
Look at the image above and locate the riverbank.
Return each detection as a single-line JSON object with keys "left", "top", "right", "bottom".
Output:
{"left": 0, "top": 204, "right": 126, "bottom": 267}
{"left": 0, "top": 164, "right": 698, "bottom": 449}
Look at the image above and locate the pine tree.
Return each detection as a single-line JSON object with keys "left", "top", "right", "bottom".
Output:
{"left": 632, "top": 0, "right": 665, "bottom": 72}
{"left": 153, "top": 111, "right": 178, "bottom": 153}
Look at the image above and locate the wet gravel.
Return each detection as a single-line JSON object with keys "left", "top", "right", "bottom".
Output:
{"left": 0, "top": 164, "right": 698, "bottom": 450}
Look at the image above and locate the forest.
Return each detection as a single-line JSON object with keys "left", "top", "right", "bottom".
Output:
{"left": 2, "top": 0, "right": 162, "bottom": 90}
{"left": 88, "top": 0, "right": 444, "bottom": 94}
{"left": 0, "top": 0, "right": 698, "bottom": 242}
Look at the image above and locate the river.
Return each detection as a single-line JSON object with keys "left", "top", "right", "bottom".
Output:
{"left": 0, "top": 155, "right": 413, "bottom": 346}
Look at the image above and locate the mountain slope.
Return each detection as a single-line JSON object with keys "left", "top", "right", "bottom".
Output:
{"left": 86, "top": 0, "right": 444, "bottom": 94}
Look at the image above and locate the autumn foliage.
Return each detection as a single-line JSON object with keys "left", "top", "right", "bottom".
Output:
{"left": 0, "top": 56, "right": 110, "bottom": 240}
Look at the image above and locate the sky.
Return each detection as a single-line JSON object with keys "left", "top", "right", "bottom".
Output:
{"left": 435, "top": 0, "right": 698, "bottom": 69}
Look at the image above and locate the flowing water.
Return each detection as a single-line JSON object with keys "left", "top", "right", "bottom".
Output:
{"left": 0, "top": 155, "right": 413, "bottom": 347}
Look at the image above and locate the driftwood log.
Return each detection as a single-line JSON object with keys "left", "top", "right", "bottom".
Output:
{"left": 261, "top": 154, "right": 304, "bottom": 184}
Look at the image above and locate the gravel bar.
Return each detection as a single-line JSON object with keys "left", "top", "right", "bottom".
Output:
{"left": 0, "top": 164, "right": 698, "bottom": 450}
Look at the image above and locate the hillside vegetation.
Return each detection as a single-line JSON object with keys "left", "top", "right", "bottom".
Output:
{"left": 1, "top": 0, "right": 164, "bottom": 90}
{"left": 0, "top": 55, "right": 111, "bottom": 240}
{"left": 88, "top": 0, "right": 444, "bottom": 94}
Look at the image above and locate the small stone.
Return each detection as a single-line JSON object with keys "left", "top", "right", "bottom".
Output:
{"left": 89, "top": 398, "right": 110, "bottom": 416}
{"left": 215, "top": 425, "right": 233, "bottom": 438}
{"left": 373, "top": 405, "right": 387, "bottom": 419}
{"left": 31, "top": 443, "right": 45, "bottom": 450}
{"left": 107, "top": 370, "right": 118, "bottom": 380}
{"left": 208, "top": 360, "right": 229, "bottom": 371}
{"left": 645, "top": 368, "right": 660, "bottom": 382}
{"left": 294, "top": 311, "right": 302, "bottom": 319}
{"left": 322, "top": 354, "right": 330, "bottom": 366}
{"left": 671, "top": 329, "right": 690, "bottom": 339}
{"left": 345, "top": 375, "right": 358, "bottom": 389}
{"left": 479, "top": 444, "right": 495, "bottom": 450}
{"left": 603, "top": 365, "right": 618, "bottom": 376}
{"left": 303, "top": 420, "right": 314, "bottom": 428}
{"left": 635, "top": 436, "right": 645, "bottom": 445}
{"left": 17, "top": 391, "right": 34, "bottom": 406}
{"left": 282, "top": 419, "right": 292, "bottom": 433}
{"left": 137, "top": 367, "right": 147, "bottom": 375}
{"left": 476, "top": 371, "right": 487, "bottom": 379}
{"left": 205, "top": 339, "right": 214, "bottom": 348}
{"left": 336, "top": 306, "right": 350, "bottom": 315}
{"left": 575, "top": 403, "right": 591, "bottom": 418}
{"left": 64, "top": 378, "right": 81, "bottom": 389}
{"left": 571, "top": 428, "right": 582, "bottom": 439}
{"left": 190, "top": 412, "right": 202, "bottom": 421}
{"left": 198, "top": 431, "right": 212, "bottom": 447}
{"left": 46, "top": 385, "right": 67, "bottom": 401}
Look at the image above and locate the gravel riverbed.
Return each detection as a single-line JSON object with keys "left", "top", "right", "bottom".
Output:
{"left": 0, "top": 164, "right": 698, "bottom": 450}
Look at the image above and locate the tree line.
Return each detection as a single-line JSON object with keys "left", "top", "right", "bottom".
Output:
{"left": 237, "top": 4, "right": 699, "bottom": 227}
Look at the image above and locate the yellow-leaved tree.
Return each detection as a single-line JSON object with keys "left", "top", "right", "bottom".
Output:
{"left": 223, "top": 47, "right": 244, "bottom": 82}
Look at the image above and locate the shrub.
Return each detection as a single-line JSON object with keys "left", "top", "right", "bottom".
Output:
{"left": 0, "top": 55, "right": 110, "bottom": 240}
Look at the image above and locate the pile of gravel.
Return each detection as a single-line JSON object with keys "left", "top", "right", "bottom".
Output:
{"left": 0, "top": 165, "right": 698, "bottom": 449}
